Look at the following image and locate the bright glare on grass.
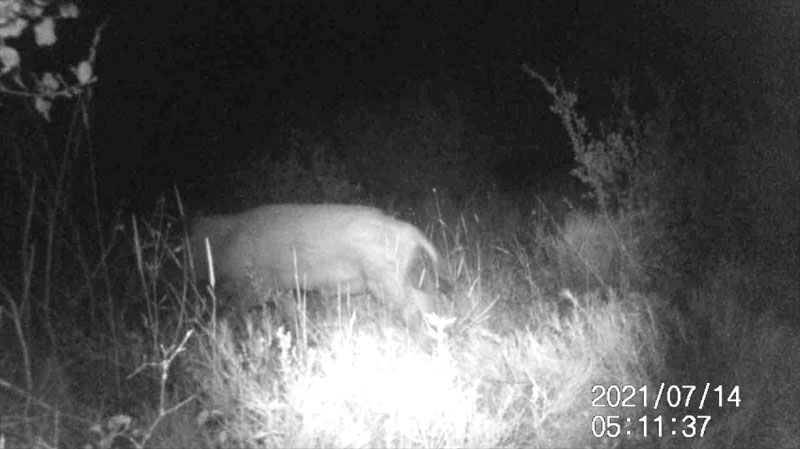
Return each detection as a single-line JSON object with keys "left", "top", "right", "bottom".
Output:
{"left": 289, "top": 330, "right": 475, "bottom": 447}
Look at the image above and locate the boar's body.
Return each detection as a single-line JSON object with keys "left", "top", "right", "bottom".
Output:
{"left": 190, "top": 204, "right": 442, "bottom": 326}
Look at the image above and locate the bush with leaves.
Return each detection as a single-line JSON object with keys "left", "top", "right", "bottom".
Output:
{"left": 0, "top": 0, "right": 100, "bottom": 120}
{"left": 523, "top": 65, "right": 677, "bottom": 215}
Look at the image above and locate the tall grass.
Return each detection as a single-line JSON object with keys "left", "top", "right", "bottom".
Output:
{"left": 2, "top": 190, "right": 798, "bottom": 448}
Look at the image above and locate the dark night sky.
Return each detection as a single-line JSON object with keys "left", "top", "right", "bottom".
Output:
{"left": 81, "top": 0, "right": 798, "bottom": 209}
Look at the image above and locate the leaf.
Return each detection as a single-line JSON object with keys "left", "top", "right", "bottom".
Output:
{"left": 34, "top": 17, "right": 56, "bottom": 46}
{"left": 40, "top": 71, "right": 59, "bottom": 91}
{"left": 21, "top": 3, "right": 43, "bottom": 19}
{"left": 60, "top": 3, "right": 79, "bottom": 19}
{"left": 107, "top": 414, "right": 132, "bottom": 432}
{"left": 35, "top": 95, "right": 52, "bottom": 121}
{"left": 0, "top": 17, "right": 27, "bottom": 38}
{"left": 75, "top": 60, "right": 92, "bottom": 85}
{"left": 0, "top": 44, "right": 20, "bottom": 73}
